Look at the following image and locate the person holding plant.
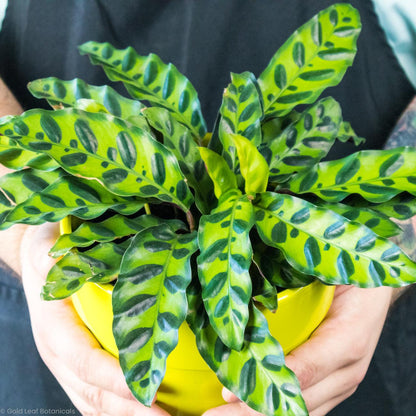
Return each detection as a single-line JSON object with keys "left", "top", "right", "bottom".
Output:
{"left": 1, "top": 1, "right": 416, "bottom": 416}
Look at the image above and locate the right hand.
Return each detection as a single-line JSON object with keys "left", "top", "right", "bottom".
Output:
{"left": 20, "top": 222, "right": 171, "bottom": 416}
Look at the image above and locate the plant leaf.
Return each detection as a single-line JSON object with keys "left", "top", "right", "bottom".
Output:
{"left": 219, "top": 72, "right": 263, "bottom": 170}
{"left": 317, "top": 201, "right": 401, "bottom": 237}
{"left": 28, "top": 77, "right": 145, "bottom": 118}
{"left": 188, "top": 294, "right": 307, "bottom": 416}
{"left": 284, "top": 147, "right": 416, "bottom": 203}
{"left": 0, "top": 168, "right": 63, "bottom": 228}
{"left": 368, "top": 193, "right": 416, "bottom": 220}
{"left": 113, "top": 226, "right": 197, "bottom": 406}
{"left": 199, "top": 147, "right": 238, "bottom": 199}
{"left": 336, "top": 121, "right": 365, "bottom": 146}
{"left": 268, "top": 97, "right": 341, "bottom": 183}
{"left": 143, "top": 107, "right": 215, "bottom": 213}
{"left": 258, "top": 3, "right": 361, "bottom": 117}
{"left": 42, "top": 240, "right": 130, "bottom": 300}
{"left": 0, "top": 134, "right": 58, "bottom": 171}
{"left": 0, "top": 108, "right": 194, "bottom": 211}
{"left": 252, "top": 241, "right": 315, "bottom": 288}
{"left": 232, "top": 134, "right": 269, "bottom": 197}
{"left": 254, "top": 191, "right": 416, "bottom": 287}
{"left": 197, "top": 190, "right": 254, "bottom": 350}
{"left": 49, "top": 214, "right": 186, "bottom": 257}
{"left": 3, "top": 175, "right": 144, "bottom": 227}
{"left": 79, "top": 41, "right": 207, "bottom": 140}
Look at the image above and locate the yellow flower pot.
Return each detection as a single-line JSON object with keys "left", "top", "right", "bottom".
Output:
{"left": 63, "top": 219, "right": 335, "bottom": 415}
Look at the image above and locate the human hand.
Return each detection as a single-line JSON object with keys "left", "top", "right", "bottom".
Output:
{"left": 202, "top": 285, "right": 393, "bottom": 416}
{"left": 21, "top": 223, "right": 171, "bottom": 416}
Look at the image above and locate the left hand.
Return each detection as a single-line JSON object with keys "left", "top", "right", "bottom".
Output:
{"left": 202, "top": 285, "right": 393, "bottom": 416}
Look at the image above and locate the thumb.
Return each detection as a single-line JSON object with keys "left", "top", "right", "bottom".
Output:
{"left": 20, "top": 222, "right": 60, "bottom": 295}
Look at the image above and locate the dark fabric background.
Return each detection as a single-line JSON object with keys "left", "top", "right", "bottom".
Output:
{"left": 0, "top": 0, "right": 415, "bottom": 414}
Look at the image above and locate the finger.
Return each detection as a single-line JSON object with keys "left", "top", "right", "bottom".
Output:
{"left": 222, "top": 387, "right": 240, "bottom": 403}
{"left": 48, "top": 348, "right": 170, "bottom": 416}
{"left": 19, "top": 223, "right": 138, "bottom": 400}
{"left": 285, "top": 325, "right": 353, "bottom": 391}
{"left": 202, "top": 402, "right": 264, "bottom": 416}
{"left": 301, "top": 358, "right": 368, "bottom": 412}
{"left": 309, "top": 388, "right": 356, "bottom": 416}
{"left": 285, "top": 286, "right": 392, "bottom": 390}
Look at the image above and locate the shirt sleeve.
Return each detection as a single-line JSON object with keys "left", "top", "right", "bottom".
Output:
{"left": 372, "top": 0, "right": 416, "bottom": 89}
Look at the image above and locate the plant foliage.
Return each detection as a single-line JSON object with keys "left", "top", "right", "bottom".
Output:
{"left": 1, "top": 4, "right": 415, "bottom": 415}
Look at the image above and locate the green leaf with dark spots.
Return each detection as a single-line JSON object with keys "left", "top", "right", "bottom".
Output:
{"left": 0, "top": 108, "right": 194, "bottom": 211}
{"left": 143, "top": 106, "right": 215, "bottom": 213}
{"left": 218, "top": 72, "right": 263, "bottom": 170}
{"left": 254, "top": 192, "right": 416, "bottom": 287}
{"left": 42, "top": 240, "right": 129, "bottom": 300}
{"left": 189, "top": 300, "right": 307, "bottom": 416}
{"left": 3, "top": 175, "right": 144, "bottom": 226}
{"left": 113, "top": 226, "right": 197, "bottom": 405}
{"left": 285, "top": 147, "right": 416, "bottom": 203}
{"left": 258, "top": 4, "right": 360, "bottom": 117}
{"left": 49, "top": 214, "right": 186, "bottom": 257}
{"left": 319, "top": 201, "right": 401, "bottom": 237}
{"left": 29, "top": 77, "right": 145, "bottom": 119}
{"left": 198, "top": 191, "right": 254, "bottom": 350}
{"left": 0, "top": 168, "right": 62, "bottom": 229}
{"left": 79, "top": 42, "right": 207, "bottom": 140}
{"left": 268, "top": 97, "right": 341, "bottom": 183}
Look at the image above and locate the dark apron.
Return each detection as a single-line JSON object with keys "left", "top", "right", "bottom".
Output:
{"left": 0, "top": 1, "right": 415, "bottom": 414}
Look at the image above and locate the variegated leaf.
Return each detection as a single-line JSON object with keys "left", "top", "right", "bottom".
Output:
{"left": 318, "top": 201, "right": 401, "bottom": 237}
{"left": 268, "top": 97, "right": 341, "bottom": 183}
{"left": 28, "top": 77, "right": 145, "bottom": 118}
{"left": 232, "top": 134, "right": 269, "bottom": 197}
{"left": 261, "top": 111, "right": 301, "bottom": 145}
{"left": 49, "top": 214, "right": 186, "bottom": 257}
{"left": 0, "top": 168, "right": 63, "bottom": 227}
{"left": 0, "top": 135, "right": 58, "bottom": 171}
{"left": 284, "top": 147, "right": 416, "bottom": 203}
{"left": 79, "top": 41, "right": 207, "bottom": 139}
{"left": 71, "top": 99, "right": 152, "bottom": 133}
{"left": 368, "top": 193, "right": 416, "bottom": 220}
{"left": 219, "top": 72, "right": 263, "bottom": 170}
{"left": 253, "top": 241, "right": 315, "bottom": 289}
{"left": 199, "top": 147, "right": 238, "bottom": 199}
{"left": 197, "top": 190, "right": 254, "bottom": 350}
{"left": 258, "top": 4, "right": 360, "bottom": 117}
{"left": 337, "top": 121, "right": 365, "bottom": 146}
{"left": 0, "top": 109, "right": 194, "bottom": 210}
{"left": 3, "top": 175, "right": 144, "bottom": 226}
{"left": 143, "top": 107, "right": 215, "bottom": 213}
{"left": 42, "top": 240, "right": 130, "bottom": 300}
{"left": 113, "top": 226, "right": 197, "bottom": 405}
{"left": 188, "top": 293, "right": 307, "bottom": 416}
{"left": 254, "top": 192, "right": 416, "bottom": 287}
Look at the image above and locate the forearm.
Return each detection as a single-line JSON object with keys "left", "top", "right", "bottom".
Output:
{"left": 0, "top": 78, "right": 25, "bottom": 276}
{"left": 384, "top": 97, "right": 416, "bottom": 303}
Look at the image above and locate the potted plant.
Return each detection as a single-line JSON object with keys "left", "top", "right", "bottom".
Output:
{"left": 1, "top": 3, "right": 416, "bottom": 415}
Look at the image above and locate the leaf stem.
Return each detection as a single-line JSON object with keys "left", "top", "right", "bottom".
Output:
{"left": 144, "top": 203, "right": 151, "bottom": 215}
{"left": 186, "top": 210, "right": 195, "bottom": 231}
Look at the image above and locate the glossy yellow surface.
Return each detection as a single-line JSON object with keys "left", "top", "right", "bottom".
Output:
{"left": 65, "top": 218, "right": 335, "bottom": 415}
